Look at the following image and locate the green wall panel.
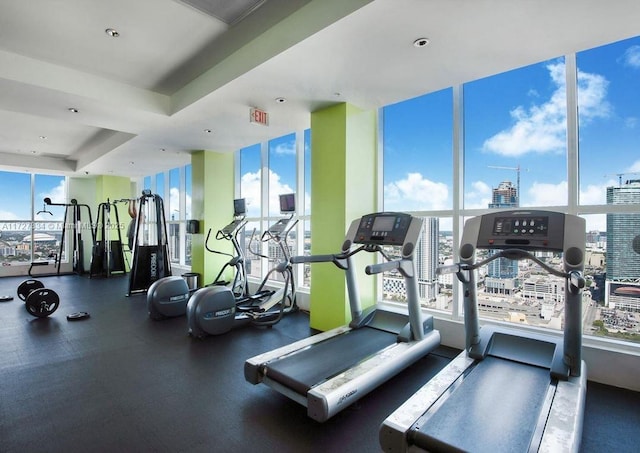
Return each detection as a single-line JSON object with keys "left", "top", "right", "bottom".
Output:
{"left": 190, "top": 150, "right": 235, "bottom": 287}
{"left": 309, "top": 103, "right": 377, "bottom": 331}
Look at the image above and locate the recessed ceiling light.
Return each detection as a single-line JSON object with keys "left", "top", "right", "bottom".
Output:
{"left": 413, "top": 37, "right": 430, "bottom": 48}
{"left": 30, "top": 150, "right": 38, "bottom": 154}
{"left": 204, "top": 129, "right": 212, "bottom": 133}
{"left": 68, "top": 107, "right": 79, "bottom": 113}
{"left": 105, "top": 28, "right": 120, "bottom": 38}
{"left": 39, "top": 135, "right": 47, "bottom": 140}
{"left": 275, "top": 97, "right": 286, "bottom": 103}
{"left": 129, "top": 161, "right": 135, "bottom": 165}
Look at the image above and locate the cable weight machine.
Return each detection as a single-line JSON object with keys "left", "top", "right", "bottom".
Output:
{"left": 90, "top": 198, "right": 127, "bottom": 278}
{"left": 29, "top": 198, "right": 95, "bottom": 277}
{"left": 127, "top": 190, "right": 172, "bottom": 296}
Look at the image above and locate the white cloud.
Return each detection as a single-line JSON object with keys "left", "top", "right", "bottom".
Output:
{"left": 621, "top": 45, "right": 640, "bottom": 68}
{"left": 240, "top": 170, "right": 262, "bottom": 217}
{"left": 526, "top": 181, "right": 568, "bottom": 206}
{"left": 272, "top": 142, "right": 296, "bottom": 155}
{"left": 464, "top": 180, "right": 492, "bottom": 209}
{"left": 240, "top": 169, "right": 296, "bottom": 217}
{"left": 482, "top": 62, "right": 610, "bottom": 157}
{"left": 35, "top": 179, "right": 67, "bottom": 221}
{"left": 580, "top": 182, "right": 612, "bottom": 205}
{"left": 0, "top": 210, "right": 19, "bottom": 220}
{"left": 384, "top": 173, "right": 449, "bottom": 211}
{"left": 166, "top": 187, "right": 191, "bottom": 220}
{"left": 629, "top": 159, "right": 640, "bottom": 173}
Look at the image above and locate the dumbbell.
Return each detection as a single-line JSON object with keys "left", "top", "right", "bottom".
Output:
{"left": 16, "top": 279, "right": 60, "bottom": 318}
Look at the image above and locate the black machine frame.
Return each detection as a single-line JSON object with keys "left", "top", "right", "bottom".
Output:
{"left": 90, "top": 198, "right": 128, "bottom": 278}
{"left": 29, "top": 198, "right": 95, "bottom": 277}
{"left": 127, "top": 190, "right": 172, "bottom": 296}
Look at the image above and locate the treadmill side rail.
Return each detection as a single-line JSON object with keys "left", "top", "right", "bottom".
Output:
{"left": 308, "top": 329, "right": 441, "bottom": 422}
{"left": 538, "top": 361, "right": 587, "bottom": 453}
{"left": 379, "top": 351, "right": 475, "bottom": 453}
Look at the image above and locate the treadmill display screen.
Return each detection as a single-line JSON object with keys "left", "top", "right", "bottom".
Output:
{"left": 372, "top": 216, "right": 395, "bottom": 232}
{"left": 355, "top": 213, "right": 412, "bottom": 245}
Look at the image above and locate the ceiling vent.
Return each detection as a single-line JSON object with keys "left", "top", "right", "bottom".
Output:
{"left": 175, "top": 0, "right": 267, "bottom": 25}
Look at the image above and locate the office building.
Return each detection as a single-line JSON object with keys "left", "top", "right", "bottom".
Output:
{"left": 486, "top": 180, "right": 519, "bottom": 294}
{"left": 606, "top": 179, "right": 640, "bottom": 310}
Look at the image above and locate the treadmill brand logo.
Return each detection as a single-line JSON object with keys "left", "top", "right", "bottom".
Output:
{"left": 338, "top": 389, "right": 357, "bottom": 405}
{"left": 150, "top": 252, "right": 157, "bottom": 279}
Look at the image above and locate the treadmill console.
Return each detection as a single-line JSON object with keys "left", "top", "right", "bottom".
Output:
{"left": 476, "top": 210, "right": 565, "bottom": 252}
{"left": 355, "top": 213, "right": 413, "bottom": 245}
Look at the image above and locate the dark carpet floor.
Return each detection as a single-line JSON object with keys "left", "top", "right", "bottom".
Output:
{"left": 0, "top": 275, "right": 638, "bottom": 452}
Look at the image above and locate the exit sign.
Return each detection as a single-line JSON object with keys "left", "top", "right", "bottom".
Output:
{"left": 250, "top": 107, "right": 269, "bottom": 126}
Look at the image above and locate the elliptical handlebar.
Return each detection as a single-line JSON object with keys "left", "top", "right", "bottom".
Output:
{"left": 247, "top": 227, "right": 268, "bottom": 259}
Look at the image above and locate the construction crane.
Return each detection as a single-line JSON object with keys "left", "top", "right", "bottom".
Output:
{"left": 487, "top": 165, "right": 527, "bottom": 206}
{"left": 604, "top": 172, "right": 640, "bottom": 187}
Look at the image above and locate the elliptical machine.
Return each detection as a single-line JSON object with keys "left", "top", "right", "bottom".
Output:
{"left": 186, "top": 193, "right": 299, "bottom": 337}
{"left": 205, "top": 198, "right": 248, "bottom": 298}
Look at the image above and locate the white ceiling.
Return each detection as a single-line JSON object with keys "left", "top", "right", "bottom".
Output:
{"left": 1, "top": 0, "right": 640, "bottom": 178}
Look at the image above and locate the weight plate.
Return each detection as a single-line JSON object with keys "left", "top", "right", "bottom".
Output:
{"left": 67, "top": 312, "right": 90, "bottom": 321}
{"left": 25, "top": 288, "right": 60, "bottom": 318}
{"left": 17, "top": 279, "right": 44, "bottom": 301}
{"left": 0, "top": 295, "right": 14, "bottom": 302}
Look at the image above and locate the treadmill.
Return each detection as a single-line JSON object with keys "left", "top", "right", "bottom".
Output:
{"left": 380, "top": 210, "right": 587, "bottom": 452}
{"left": 244, "top": 212, "right": 441, "bottom": 422}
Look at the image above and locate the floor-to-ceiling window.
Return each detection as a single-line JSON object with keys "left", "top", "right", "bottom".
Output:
{"left": 381, "top": 88, "right": 453, "bottom": 312}
{"left": 238, "top": 130, "right": 310, "bottom": 288}
{"left": 380, "top": 36, "right": 640, "bottom": 345}
{"left": 239, "top": 143, "right": 263, "bottom": 281}
{"left": 0, "top": 172, "right": 67, "bottom": 273}
{"left": 140, "top": 164, "right": 192, "bottom": 268}
{"left": 576, "top": 36, "right": 640, "bottom": 343}
{"left": 463, "top": 57, "right": 569, "bottom": 327}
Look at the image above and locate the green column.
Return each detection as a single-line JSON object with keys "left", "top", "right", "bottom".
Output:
{"left": 190, "top": 150, "right": 235, "bottom": 286}
{"left": 310, "top": 103, "right": 377, "bottom": 331}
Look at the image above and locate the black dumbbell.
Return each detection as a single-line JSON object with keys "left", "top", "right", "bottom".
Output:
{"left": 16, "top": 279, "right": 60, "bottom": 318}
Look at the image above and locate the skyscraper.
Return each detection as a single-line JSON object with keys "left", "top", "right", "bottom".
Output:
{"left": 605, "top": 179, "right": 640, "bottom": 311}
{"left": 486, "top": 180, "right": 519, "bottom": 294}
{"left": 489, "top": 180, "right": 518, "bottom": 208}
{"left": 417, "top": 217, "right": 439, "bottom": 301}
{"left": 606, "top": 179, "right": 640, "bottom": 282}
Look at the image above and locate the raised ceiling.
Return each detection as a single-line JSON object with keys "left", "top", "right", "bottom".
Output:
{"left": 1, "top": 0, "right": 639, "bottom": 178}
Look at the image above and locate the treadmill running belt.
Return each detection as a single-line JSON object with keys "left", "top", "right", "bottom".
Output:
{"left": 411, "top": 356, "right": 551, "bottom": 452}
{"left": 265, "top": 327, "right": 396, "bottom": 396}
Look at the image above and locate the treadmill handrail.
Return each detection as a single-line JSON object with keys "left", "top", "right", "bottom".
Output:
{"left": 440, "top": 248, "right": 576, "bottom": 281}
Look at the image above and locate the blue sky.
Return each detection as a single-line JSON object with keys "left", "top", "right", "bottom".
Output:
{"left": 383, "top": 35, "right": 640, "bottom": 231}
{"left": 0, "top": 173, "right": 66, "bottom": 222}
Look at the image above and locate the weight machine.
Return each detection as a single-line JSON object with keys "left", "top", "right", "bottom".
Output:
{"left": 29, "top": 198, "right": 95, "bottom": 277}
{"left": 127, "top": 190, "right": 172, "bottom": 296}
{"left": 90, "top": 198, "right": 127, "bottom": 278}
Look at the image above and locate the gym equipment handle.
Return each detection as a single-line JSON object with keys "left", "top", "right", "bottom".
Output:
{"left": 291, "top": 254, "right": 335, "bottom": 264}
{"left": 365, "top": 261, "right": 399, "bottom": 275}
